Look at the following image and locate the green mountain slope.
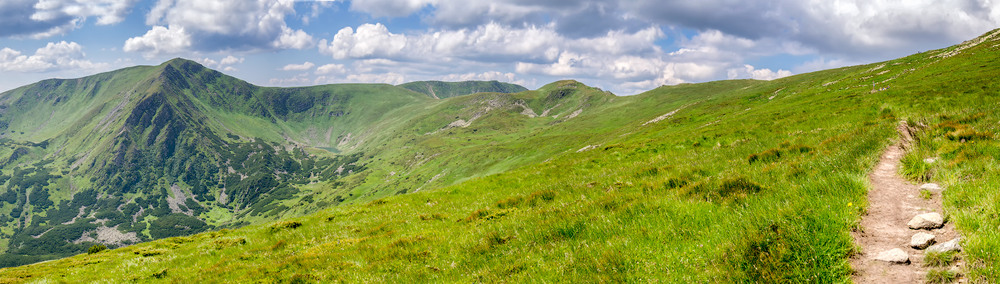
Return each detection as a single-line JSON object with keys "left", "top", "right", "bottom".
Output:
{"left": 2, "top": 30, "right": 1000, "bottom": 282}
{"left": 398, "top": 80, "right": 528, "bottom": 99}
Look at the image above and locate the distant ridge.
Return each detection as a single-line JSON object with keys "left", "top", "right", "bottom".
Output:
{"left": 398, "top": 80, "right": 528, "bottom": 99}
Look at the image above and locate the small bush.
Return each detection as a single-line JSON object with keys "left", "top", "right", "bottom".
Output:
{"left": 419, "top": 213, "right": 447, "bottom": 221}
{"left": 134, "top": 248, "right": 168, "bottom": 257}
{"left": 213, "top": 237, "right": 247, "bottom": 249}
{"left": 270, "top": 220, "right": 303, "bottom": 232}
{"left": 87, "top": 244, "right": 107, "bottom": 254}
{"left": 366, "top": 199, "right": 388, "bottom": 207}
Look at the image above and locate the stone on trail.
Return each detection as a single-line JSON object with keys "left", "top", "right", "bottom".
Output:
{"left": 926, "top": 238, "right": 962, "bottom": 253}
{"left": 910, "top": 232, "right": 936, "bottom": 249}
{"left": 907, "top": 212, "right": 944, "bottom": 230}
{"left": 919, "top": 183, "right": 942, "bottom": 191}
{"left": 874, "top": 248, "right": 910, "bottom": 264}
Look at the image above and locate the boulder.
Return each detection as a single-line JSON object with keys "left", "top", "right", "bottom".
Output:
{"left": 910, "top": 232, "right": 936, "bottom": 249}
{"left": 926, "top": 238, "right": 962, "bottom": 253}
{"left": 908, "top": 212, "right": 944, "bottom": 230}
{"left": 874, "top": 248, "right": 910, "bottom": 264}
{"left": 919, "top": 183, "right": 942, "bottom": 191}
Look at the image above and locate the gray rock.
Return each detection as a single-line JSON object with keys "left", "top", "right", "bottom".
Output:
{"left": 920, "top": 183, "right": 942, "bottom": 191}
{"left": 908, "top": 212, "right": 944, "bottom": 230}
{"left": 927, "top": 238, "right": 962, "bottom": 253}
{"left": 910, "top": 232, "right": 936, "bottom": 249}
{"left": 874, "top": 248, "right": 910, "bottom": 264}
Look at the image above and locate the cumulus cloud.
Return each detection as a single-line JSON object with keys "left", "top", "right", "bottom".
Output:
{"left": 281, "top": 62, "right": 315, "bottom": 71}
{"left": 728, "top": 65, "right": 793, "bottom": 81}
{"left": 315, "top": 63, "right": 346, "bottom": 75}
{"left": 319, "top": 23, "right": 408, "bottom": 59}
{"left": 624, "top": 0, "right": 1000, "bottom": 57}
{"left": 0, "top": 41, "right": 106, "bottom": 72}
{"left": 123, "top": 25, "right": 192, "bottom": 58}
{"left": 198, "top": 55, "right": 244, "bottom": 71}
{"left": 127, "top": 0, "right": 313, "bottom": 56}
{"left": 0, "top": 0, "right": 137, "bottom": 38}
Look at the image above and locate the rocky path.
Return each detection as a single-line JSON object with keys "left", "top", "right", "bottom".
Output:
{"left": 851, "top": 123, "right": 962, "bottom": 283}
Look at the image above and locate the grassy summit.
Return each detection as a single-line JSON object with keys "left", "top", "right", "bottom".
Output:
{"left": 1, "top": 30, "right": 999, "bottom": 282}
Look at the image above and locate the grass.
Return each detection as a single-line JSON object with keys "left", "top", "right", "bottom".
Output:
{"left": 1, "top": 29, "right": 999, "bottom": 282}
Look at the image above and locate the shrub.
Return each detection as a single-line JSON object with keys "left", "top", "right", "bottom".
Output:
{"left": 213, "top": 237, "right": 247, "bottom": 249}
{"left": 270, "top": 220, "right": 303, "bottom": 231}
{"left": 87, "top": 244, "right": 107, "bottom": 254}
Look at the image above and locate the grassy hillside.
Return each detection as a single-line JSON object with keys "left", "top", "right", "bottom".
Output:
{"left": 1, "top": 30, "right": 1000, "bottom": 282}
{"left": 398, "top": 80, "right": 528, "bottom": 99}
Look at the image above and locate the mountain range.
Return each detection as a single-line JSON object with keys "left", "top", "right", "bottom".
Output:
{"left": 0, "top": 29, "right": 999, "bottom": 282}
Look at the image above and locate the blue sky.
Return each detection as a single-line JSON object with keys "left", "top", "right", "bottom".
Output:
{"left": 1, "top": 0, "right": 998, "bottom": 95}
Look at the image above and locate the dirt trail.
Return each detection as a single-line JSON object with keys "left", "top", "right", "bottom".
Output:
{"left": 851, "top": 123, "right": 961, "bottom": 283}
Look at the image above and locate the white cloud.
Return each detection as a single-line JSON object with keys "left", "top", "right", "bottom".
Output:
{"left": 132, "top": 0, "right": 313, "bottom": 54}
{"left": 281, "top": 62, "right": 315, "bottom": 71}
{"left": 315, "top": 63, "right": 346, "bottom": 75}
{"left": 0, "top": 0, "right": 136, "bottom": 38}
{"left": 198, "top": 55, "right": 244, "bottom": 71}
{"left": 319, "top": 23, "right": 407, "bottom": 59}
{"left": 123, "top": 25, "right": 192, "bottom": 58}
{"left": 219, "top": 55, "right": 243, "bottom": 65}
{"left": 728, "top": 65, "right": 793, "bottom": 81}
{"left": 0, "top": 41, "right": 106, "bottom": 72}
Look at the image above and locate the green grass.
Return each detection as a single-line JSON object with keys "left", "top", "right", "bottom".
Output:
{"left": 1, "top": 29, "right": 1000, "bottom": 282}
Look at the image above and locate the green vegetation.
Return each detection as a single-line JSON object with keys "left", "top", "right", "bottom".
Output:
{"left": 398, "top": 80, "right": 528, "bottom": 99}
{"left": 0, "top": 30, "right": 999, "bottom": 282}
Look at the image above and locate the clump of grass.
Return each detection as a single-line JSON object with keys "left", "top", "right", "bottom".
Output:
{"left": 900, "top": 152, "right": 933, "bottom": 182}
{"left": 920, "top": 189, "right": 933, "bottom": 200}
{"left": 461, "top": 208, "right": 514, "bottom": 222}
{"left": 525, "top": 189, "right": 557, "bottom": 205}
{"left": 748, "top": 149, "right": 781, "bottom": 164}
{"left": 926, "top": 268, "right": 958, "bottom": 284}
{"left": 496, "top": 196, "right": 524, "bottom": 209}
{"left": 473, "top": 231, "right": 513, "bottom": 254}
{"left": 924, "top": 250, "right": 959, "bottom": 267}
{"left": 366, "top": 199, "right": 389, "bottom": 207}
{"left": 419, "top": 213, "right": 448, "bottom": 221}
{"left": 270, "top": 220, "right": 303, "bottom": 231}
{"left": 133, "top": 248, "right": 168, "bottom": 257}
{"left": 213, "top": 237, "right": 247, "bottom": 249}
{"left": 151, "top": 268, "right": 168, "bottom": 279}
{"left": 718, "top": 177, "right": 765, "bottom": 198}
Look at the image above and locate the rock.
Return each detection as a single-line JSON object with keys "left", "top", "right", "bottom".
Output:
{"left": 920, "top": 183, "right": 942, "bottom": 191}
{"left": 874, "top": 248, "right": 910, "bottom": 264}
{"left": 927, "top": 238, "right": 962, "bottom": 253}
{"left": 910, "top": 232, "right": 936, "bottom": 249}
{"left": 924, "top": 157, "right": 938, "bottom": 164}
{"left": 908, "top": 212, "right": 944, "bottom": 230}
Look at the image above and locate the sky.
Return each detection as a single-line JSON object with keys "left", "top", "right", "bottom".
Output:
{"left": 1, "top": 0, "right": 999, "bottom": 95}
